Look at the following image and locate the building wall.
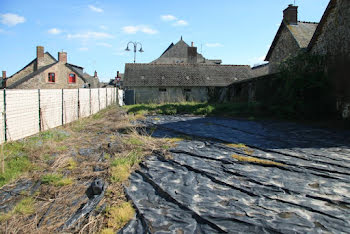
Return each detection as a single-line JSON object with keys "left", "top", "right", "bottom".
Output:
{"left": 310, "top": 0, "right": 350, "bottom": 114}
{"left": 15, "top": 63, "right": 85, "bottom": 89}
{"left": 133, "top": 87, "right": 209, "bottom": 104}
{"left": 7, "top": 53, "right": 56, "bottom": 87}
{"left": 269, "top": 26, "right": 300, "bottom": 73}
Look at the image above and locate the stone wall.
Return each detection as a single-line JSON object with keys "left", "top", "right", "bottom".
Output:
{"left": 269, "top": 26, "right": 300, "bottom": 73}
{"left": 7, "top": 53, "right": 56, "bottom": 87}
{"left": 133, "top": 87, "right": 209, "bottom": 104}
{"left": 15, "top": 62, "right": 85, "bottom": 89}
{"left": 310, "top": 0, "right": 350, "bottom": 113}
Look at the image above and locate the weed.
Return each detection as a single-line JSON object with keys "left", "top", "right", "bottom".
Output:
{"left": 106, "top": 202, "right": 135, "bottom": 230}
{"left": 231, "top": 154, "right": 285, "bottom": 166}
{"left": 111, "top": 164, "right": 130, "bottom": 182}
{"left": 41, "top": 173, "right": 73, "bottom": 186}
{"left": 127, "top": 137, "right": 144, "bottom": 146}
{"left": 101, "top": 228, "right": 115, "bottom": 234}
{"left": 66, "top": 158, "right": 77, "bottom": 170}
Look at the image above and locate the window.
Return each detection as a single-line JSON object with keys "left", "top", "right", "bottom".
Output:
{"left": 159, "top": 88, "right": 166, "bottom": 92}
{"left": 184, "top": 88, "right": 191, "bottom": 92}
{"left": 48, "top": 73, "right": 55, "bottom": 83}
{"left": 68, "top": 73, "right": 76, "bottom": 83}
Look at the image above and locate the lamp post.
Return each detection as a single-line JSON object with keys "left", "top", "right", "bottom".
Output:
{"left": 125, "top": 41, "right": 144, "bottom": 63}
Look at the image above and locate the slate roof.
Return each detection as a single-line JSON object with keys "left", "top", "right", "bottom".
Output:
{"left": 124, "top": 63, "right": 252, "bottom": 87}
{"left": 65, "top": 63, "right": 87, "bottom": 82}
{"left": 265, "top": 21, "right": 318, "bottom": 60}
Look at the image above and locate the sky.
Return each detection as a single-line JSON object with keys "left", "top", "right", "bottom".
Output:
{"left": 0, "top": 0, "right": 330, "bottom": 82}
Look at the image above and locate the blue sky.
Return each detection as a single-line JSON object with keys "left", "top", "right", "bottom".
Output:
{"left": 0, "top": 0, "right": 329, "bottom": 82}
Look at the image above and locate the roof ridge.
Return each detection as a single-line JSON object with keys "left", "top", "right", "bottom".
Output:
{"left": 126, "top": 63, "right": 250, "bottom": 67}
{"left": 298, "top": 21, "right": 319, "bottom": 24}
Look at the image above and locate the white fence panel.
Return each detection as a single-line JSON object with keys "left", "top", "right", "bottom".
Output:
{"left": 79, "top": 89, "right": 90, "bottom": 118}
{"left": 6, "top": 89, "right": 39, "bottom": 141}
{"left": 118, "top": 89, "right": 124, "bottom": 106}
{"left": 99, "top": 88, "right": 107, "bottom": 110}
{"left": 63, "top": 89, "right": 78, "bottom": 124}
{"left": 91, "top": 89, "right": 99, "bottom": 114}
{"left": 106, "top": 88, "right": 112, "bottom": 106}
{"left": 40, "top": 89, "right": 62, "bottom": 131}
{"left": 0, "top": 90, "right": 4, "bottom": 144}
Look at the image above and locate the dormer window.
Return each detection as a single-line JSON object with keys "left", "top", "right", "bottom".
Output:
{"left": 68, "top": 73, "right": 76, "bottom": 83}
{"left": 48, "top": 73, "right": 55, "bottom": 83}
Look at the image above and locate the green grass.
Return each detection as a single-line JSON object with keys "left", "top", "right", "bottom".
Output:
{"left": 41, "top": 173, "right": 73, "bottom": 186}
{"left": 0, "top": 197, "right": 35, "bottom": 221}
{"left": 0, "top": 155, "right": 31, "bottom": 187}
{"left": 123, "top": 102, "right": 261, "bottom": 118}
{"left": 0, "top": 129, "right": 70, "bottom": 188}
{"left": 111, "top": 150, "right": 142, "bottom": 182}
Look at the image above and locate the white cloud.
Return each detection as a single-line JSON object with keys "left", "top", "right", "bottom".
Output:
{"left": 173, "top": 20, "right": 188, "bottom": 26}
{"left": 205, "top": 43, "right": 223, "bottom": 48}
{"left": 100, "top": 25, "right": 108, "bottom": 30}
{"left": 161, "top": 15, "right": 177, "bottom": 21}
{"left": 122, "top": 25, "right": 158, "bottom": 34}
{"left": 48, "top": 28, "right": 62, "bottom": 35}
{"left": 67, "top": 31, "right": 113, "bottom": 39}
{"left": 0, "top": 29, "right": 4, "bottom": 33}
{"left": 78, "top": 47, "right": 89, "bottom": 51}
{"left": 88, "top": 5, "right": 103, "bottom": 13}
{"left": 97, "top": 42, "right": 112, "bottom": 47}
{"left": 0, "top": 13, "right": 26, "bottom": 26}
{"left": 249, "top": 55, "right": 267, "bottom": 66}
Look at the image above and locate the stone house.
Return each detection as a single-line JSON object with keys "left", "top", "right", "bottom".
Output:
{"left": 2, "top": 46, "right": 99, "bottom": 89}
{"left": 265, "top": 5, "right": 318, "bottom": 73}
{"left": 124, "top": 38, "right": 252, "bottom": 104}
{"left": 151, "top": 37, "right": 222, "bottom": 65}
{"left": 307, "top": 0, "right": 350, "bottom": 117}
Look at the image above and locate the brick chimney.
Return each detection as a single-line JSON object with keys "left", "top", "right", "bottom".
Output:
{"left": 283, "top": 4, "right": 298, "bottom": 25}
{"left": 58, "top": 51, "right": 67, "bottom": 63}
{"left": 2, "top": 71, "right": 6, "bottom": 79}
{"left": 191, "top": 42, "right": 194, "bottom": 47}
{"left": 117, "top": 71, "right": 120, "bottom": 78}
{"left": 36, "top": 46, "right": 45, "bottom": 70}
{"left": 94, "top": 70, "right": 98, "bottom": 78}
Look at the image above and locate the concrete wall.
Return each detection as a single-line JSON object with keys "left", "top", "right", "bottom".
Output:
{"left": 269, "top": 26, "right": 300, "bottom": 73}
{"left": 15, "top": 62, "right": 85, "bottom": 89}
{"left": 132, "top": 87, "right": 209, "bottom": 104}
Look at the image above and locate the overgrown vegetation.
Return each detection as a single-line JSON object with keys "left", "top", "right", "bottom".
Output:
{"left": 124, "top": 101, "right": 260, "bottom": 118}
{"left": 41, "top": 173, "right": 73, "bottom": 186}
{"left": 265, "top": 53, "right": 334, "bottom": 119}
{"left": 0, "top": 197, "right": 35, "bottom": 221}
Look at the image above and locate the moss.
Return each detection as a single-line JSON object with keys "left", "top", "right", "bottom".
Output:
{"left": 0, "top": 154, "right": 31, "bottom": 187}
{"left": 66, "top": 158, "right": 77, "bottom": 170}
{"left": 231, "top": 154, "right": 285, "bottom": 166}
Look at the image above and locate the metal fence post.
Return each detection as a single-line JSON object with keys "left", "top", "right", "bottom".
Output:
{"left": 89, "top": 88, "right": 92, "bottom": 115}
{"left": 3, "top": 89, "right": 6, "bottom": 142}
{"left": 77, "top": 89, "right": 80, "bottom": 119}
{"left": 61, "top": 89, "right": 64, "bottom": 125}
{"left": 38, "top": 89, "right": 41, "bottom": 132}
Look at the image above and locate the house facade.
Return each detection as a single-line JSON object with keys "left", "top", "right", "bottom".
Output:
{"left": 124, "top": 38, "right": 252, "bottom": 104}
{"left": 265, "top": 5, "right": 318, "bottom": 73}
{"left": 2, "top": 46, "right": 99, "bottom": 89}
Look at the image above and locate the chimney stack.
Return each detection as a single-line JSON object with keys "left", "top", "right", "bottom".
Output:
{"left": 36, "top": 46, "right": 45, "bottom": 70}
{"left": 2, "top": 71, "right": 6, "bottom": 79}
{"left": 94, "top": 70, "right": 98, "bottom": 78}
{"left": 58, "top": 51, "right": 67, "bottom": 63}
{"left": 191, "top": 42, "right": 194, "bottom": 47}
{"left": 283, "top": 4, "right": 298, "bottom": 25}
{"left": 117, "top": 71, "right": 120, "bottom": 78}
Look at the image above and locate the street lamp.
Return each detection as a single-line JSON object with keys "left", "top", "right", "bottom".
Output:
{"left": 125, "top": 41, "right": 144, "bottom": 63}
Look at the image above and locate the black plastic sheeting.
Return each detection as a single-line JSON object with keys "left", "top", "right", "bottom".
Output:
{"left": 121, "top": 115, "right": 350, "bottom": 233}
